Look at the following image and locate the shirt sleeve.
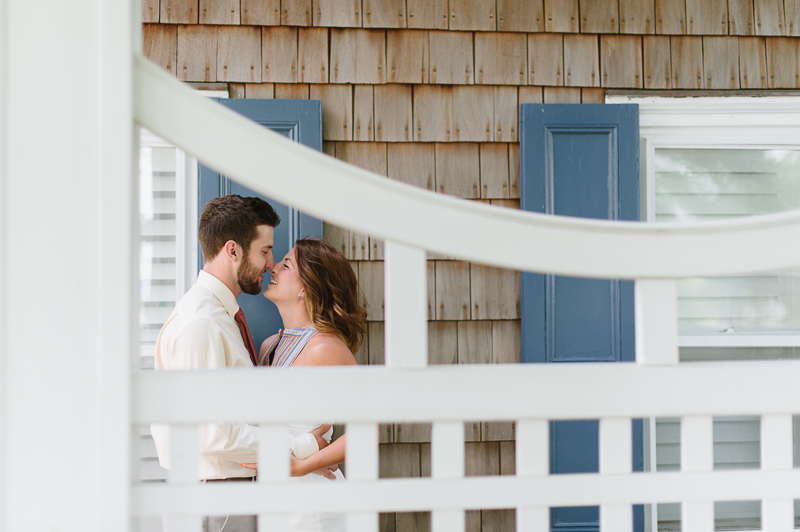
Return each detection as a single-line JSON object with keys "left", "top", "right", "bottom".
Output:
{"left": 172, "top": 320, "right": 319, "bottom": 462}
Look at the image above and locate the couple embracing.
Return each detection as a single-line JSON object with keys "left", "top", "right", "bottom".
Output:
{"left": 151, "top": 194, "right": 366, "bottom": 532}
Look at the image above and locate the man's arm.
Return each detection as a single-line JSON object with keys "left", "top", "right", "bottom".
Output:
{"left": 174, "top": 321, "right": 323, "bottom": 462}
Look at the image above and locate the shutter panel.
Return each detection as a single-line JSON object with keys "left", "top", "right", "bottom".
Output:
{"left": 519, "top": 104, "right": 642, "bottom": 532}
{"left": 138, "top": 136, "right": 181, "bottom": 488}
{"left": 139, "top": 145, "right": 180, "bottom": 350}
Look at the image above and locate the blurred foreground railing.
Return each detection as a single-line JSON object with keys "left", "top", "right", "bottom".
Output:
{"left": 132, "top": 53, "right": 800, "bottom": 532}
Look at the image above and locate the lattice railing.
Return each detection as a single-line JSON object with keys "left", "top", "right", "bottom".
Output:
{"left": 132, "top": 54, "right": 800, "bottom": 531}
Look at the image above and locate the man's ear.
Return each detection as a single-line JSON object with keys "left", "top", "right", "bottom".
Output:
{"left": 222, "top": 240, "right": 240, "bottom": 263}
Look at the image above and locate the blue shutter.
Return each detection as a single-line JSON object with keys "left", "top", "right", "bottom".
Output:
{"left": 198, "top": 98, "right": 323, "bottom": 351}
{"left": 519, "top": 104, "right": 642, "bottom": 532}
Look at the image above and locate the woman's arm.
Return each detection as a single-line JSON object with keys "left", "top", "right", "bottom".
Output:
{"left": 291, "top": 434, "right": 347, "bottom": 476}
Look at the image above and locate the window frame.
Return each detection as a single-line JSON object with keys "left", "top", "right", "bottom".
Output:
{"left": 607, "top": 95, "right": 800, "bottom": 350}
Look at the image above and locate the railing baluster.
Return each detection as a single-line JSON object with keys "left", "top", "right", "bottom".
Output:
{"left": 634, "top": 280, "right": 677, "bottom": 532}
{"left": 169, "top": 424, "right": 199, "bottom": 483}
{"left": 516, "top": 420, "right": 549, "bottom": 532}
{"left": 600, "top": 418, "right": 632, "bottom": 532}
{"left": 762, "top": 498, "right": 794, "bottom": 532}
{"left": 681, "top": 416, "right": 713, "bottom": 532}
{"left": 257, "top": 424, "right": 289, "bottom": 530}
{"left": 683, "top": 502, "right": 714, "bottom": 532}
{"left": 601, "top": 505, "right": 631, "bottom": 532}
{"left": 600, "top": 418, "right": 632, "bottom": 474}
{"left": 168, "top": 425, "right": 202, "bottom": 532}
{"left": 432, "top": 421, "right": 465, "bottom": 531}
{"left": 346, "top": 422, "right": 379, "bottom": 532}
{"left": 258, "top": 423, "right": 290, "bottom": 481}
{"left": 634, "top": 279, "right": 678, "bottom": 366}
{"left": 761, "top": 414, "right": 794, "bottom": 531}
{"left": 384, "top": 241, "right": 428, "bottom": 368}
{"left": 761, "top": 414, "right": 793, "bottom": 470}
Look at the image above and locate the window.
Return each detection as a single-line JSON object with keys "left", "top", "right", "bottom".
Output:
{"left": 138, "top": 128, "right": 198, "bottom": 368}
{"left": 609, "top": 95, "right": 800, "bottom": 532}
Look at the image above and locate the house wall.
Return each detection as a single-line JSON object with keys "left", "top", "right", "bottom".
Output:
{"left": 141, "top": 1, "right": 800, "bottom": 530}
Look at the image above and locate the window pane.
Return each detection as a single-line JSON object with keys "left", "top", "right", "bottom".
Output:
{"left": 655, "top": 148, "right": 800, "bottom": 335}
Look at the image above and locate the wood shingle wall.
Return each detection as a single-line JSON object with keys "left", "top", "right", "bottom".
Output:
{"left": 142, "top": 1, "right": 800, "bottom": 530}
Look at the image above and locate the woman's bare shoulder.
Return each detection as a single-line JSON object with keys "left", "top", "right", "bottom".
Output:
{"left": 296, "top": 333, "right": 356, "bottom": 367}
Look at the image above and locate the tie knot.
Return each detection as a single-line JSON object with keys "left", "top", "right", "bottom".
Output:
{"left": 235, "top": 308, "right": 245, "bottom": 321}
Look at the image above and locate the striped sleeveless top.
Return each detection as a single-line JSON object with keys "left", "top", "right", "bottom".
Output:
{"left": 259, "top": 326, "right": 318, "bottom": 368}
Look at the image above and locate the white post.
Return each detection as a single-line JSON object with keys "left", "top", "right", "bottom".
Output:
{"left": 432, "top": 421, "right": 465, "bottom": 531}
{"left": 346, "top": 422, "right": 379, "bottom": 532}
{"left": 681, "top": 416, "right": 714, "bottom": 532}
{"left": 258, "top": 424, "right": 290, "bottom": 530}
{"left": 760, "top": 415, "right": 794, "bottom": 531}
{"left": 0, "top": 0, "right": 6, "bottom": 529}
{"left": 384, "top": 241, "right": 428, "bottom": 368}
{"left": 634, "top": 279, "right": 678, "bottom": 366}
{"left": 635, "top": 278, "right": 678, "bottom": 531}
{"left": 599, "top": 418, "right": 632, "bottom": 532}
{"left": 3, "top": 0, "right": 134, "bottom": 531}
{"left": 168, "top": 426, "right": 202, "bottom": 532}
{"left": 516, "top": 420, "right": 549, "bottom": 532}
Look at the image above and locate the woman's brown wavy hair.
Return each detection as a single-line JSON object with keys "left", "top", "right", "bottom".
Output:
{"left": 294, "top": 237, "right": 367, "bottom": 353}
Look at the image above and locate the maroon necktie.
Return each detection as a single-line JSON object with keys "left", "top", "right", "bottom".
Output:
{"left": 234, "top": 309, "right": 259, "bottom": 367}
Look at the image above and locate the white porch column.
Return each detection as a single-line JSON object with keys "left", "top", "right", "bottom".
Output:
{"left": 2, "top": 0, "right": 134, "bottom": 531}
{"left": 0, "top": 0, "right": 7, "bottom": 529}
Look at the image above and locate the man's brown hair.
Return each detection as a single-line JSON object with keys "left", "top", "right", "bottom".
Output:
{"left": 198, "top": 195, "right": 280, "bottom": 262}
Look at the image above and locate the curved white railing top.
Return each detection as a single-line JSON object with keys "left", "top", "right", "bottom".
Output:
{"left": 133, "top": 55, "right": 800, "bottom": 279}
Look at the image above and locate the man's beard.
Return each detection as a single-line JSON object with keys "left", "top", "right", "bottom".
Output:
{"left": 237, "top": 250, "right": 263, "bottom": 295}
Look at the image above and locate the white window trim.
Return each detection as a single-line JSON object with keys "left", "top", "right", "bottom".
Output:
{"left": 607, "top": 95, "right": 800, "bottom": 350}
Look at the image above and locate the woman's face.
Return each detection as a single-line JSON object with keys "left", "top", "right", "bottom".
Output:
{"left": 263, "top": 247, "right": 305, "bottom": 304}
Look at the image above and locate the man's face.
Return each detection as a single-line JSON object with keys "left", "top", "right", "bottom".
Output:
{"left": 236, "top": 225, "right": 275, "bottom": 295}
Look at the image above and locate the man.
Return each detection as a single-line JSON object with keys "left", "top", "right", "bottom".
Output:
{"left": 151, "top": 194, "right": 330, "bottom": 532}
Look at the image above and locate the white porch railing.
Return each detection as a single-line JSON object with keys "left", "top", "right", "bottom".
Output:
{"left": 132, "top": 54, "right": 800, "bottom": 531}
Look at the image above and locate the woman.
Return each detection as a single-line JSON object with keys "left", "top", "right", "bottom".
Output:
{"left": 257, "top": 237, "right": 366, "bottom": 531}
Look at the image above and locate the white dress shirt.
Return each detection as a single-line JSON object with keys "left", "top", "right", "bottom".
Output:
{"left": 151, "top": 270, "right": 318, "bottom": 480}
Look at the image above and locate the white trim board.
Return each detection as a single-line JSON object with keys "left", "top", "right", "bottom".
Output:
{"left": 678, "top": 336, "right": 800, "bottom": 348}
{"left": 606, "top": 95, "right": 800, "bottom": 138}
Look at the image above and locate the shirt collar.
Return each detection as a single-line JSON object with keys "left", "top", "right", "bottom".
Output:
{"left": 197, "top": 270, "right": 240, "bottom": 319}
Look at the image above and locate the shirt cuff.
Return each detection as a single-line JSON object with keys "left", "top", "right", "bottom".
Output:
{"left": 290, "top": 432, "right": 319, "bottom": 460}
